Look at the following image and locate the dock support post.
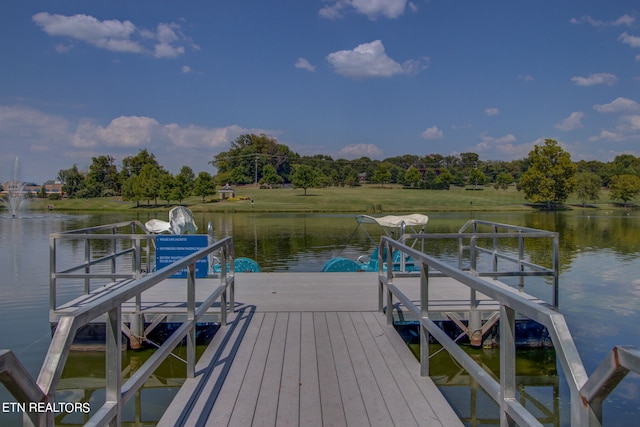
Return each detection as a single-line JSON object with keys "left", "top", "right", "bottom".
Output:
{"left": 129, "top": 305, "right": 144, "bottom": 350}
{"left": 420, "top": 262, "right": 430, "bottom": 377}
{"left": 469, "top": 235, "right": 482, "bottom": 348}
{"left": 385, "top": 241, "right": 394, "bottom": 326}
{"left": 106, "top": 306, "right": 122, "bottom": 427}
{"left": 469, "top": 310, "right": 482, "bottom": 348}
{"left": 187, "top": 263, "right": 196, "bottom": 379}
{"left": 50, "top": 236, "right": 57, "bottom": 316}
{"left": 128, "top": 237, "right": 144, "bottom": 350}
{"left": 500, "top": 305, "right": 516, "bottom": 427}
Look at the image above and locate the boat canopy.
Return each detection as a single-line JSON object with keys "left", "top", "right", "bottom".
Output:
{"left": 144, "top": 206, "right": 198, "bottom": 234}
{"left": 356, "top": 214, "right": 429, "bottom": 229}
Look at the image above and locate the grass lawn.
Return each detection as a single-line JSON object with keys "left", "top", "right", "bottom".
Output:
{"left": 23, "top": 184, "right": 632, "bottom": 214}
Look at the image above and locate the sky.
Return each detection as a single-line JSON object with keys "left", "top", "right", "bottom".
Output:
{"left": 1, "top": 0, "right": 640, "bottom": 184}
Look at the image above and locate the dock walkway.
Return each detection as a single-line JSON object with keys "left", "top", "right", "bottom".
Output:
{"left": 158, "top": 272, "right": 464, "bottom": 426}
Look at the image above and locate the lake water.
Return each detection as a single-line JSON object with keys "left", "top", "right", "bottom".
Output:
{"left": 1, "top": 210, "right": 638, "bottom": 425}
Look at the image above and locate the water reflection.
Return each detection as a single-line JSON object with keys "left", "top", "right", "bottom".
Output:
{"left": 423, "top": 345, "right": 560, "bottom": 426}
{"left": 55, "top": 347, "right": 197, "bottom": 426}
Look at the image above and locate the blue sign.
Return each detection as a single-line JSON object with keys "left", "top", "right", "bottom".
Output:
{"left": 156, "top": 235, "right": 209, "bottom": 278}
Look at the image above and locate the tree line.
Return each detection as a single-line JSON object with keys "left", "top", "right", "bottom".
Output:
{"left": 56, "top": 134, "right": 640, "bottom": 207}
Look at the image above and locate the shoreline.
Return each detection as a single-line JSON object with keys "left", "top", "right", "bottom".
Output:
{"left": 9, "top": 185, "right": 636, "bottom": 214}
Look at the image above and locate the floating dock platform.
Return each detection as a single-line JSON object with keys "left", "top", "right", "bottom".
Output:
{"left": 156, "top": 272, "right": 465, "bottom": 426}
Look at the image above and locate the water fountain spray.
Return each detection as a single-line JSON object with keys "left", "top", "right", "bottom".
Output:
{"left": 1, "top": 156, "right": 28, "bottom": 217}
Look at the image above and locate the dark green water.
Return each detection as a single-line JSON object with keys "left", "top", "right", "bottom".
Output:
{"left": 1, "top": 210, "right": 638, "bottom": 425}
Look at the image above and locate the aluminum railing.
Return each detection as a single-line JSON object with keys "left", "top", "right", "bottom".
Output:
{"left": 377, "top": 235, "right": 640, "bottom": 426}
{"left": 49, "top": 220, "right": 155, "bottom": 316}
{"left": 1, "top": 235, "right": 236, "bottom": 427}
{"left": 400, "top": 219, "right": 559, "bottom": 308}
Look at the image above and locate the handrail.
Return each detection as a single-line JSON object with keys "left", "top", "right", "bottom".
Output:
{"left": 399, "top": 220, "right": 559, "bottom": 308}
{"left": 49, "top": 221, "right": 156, "bottom": 316}
{"left": 0, "top": 350, "right": 46, "bottom": 426}
{"left": 377, "top": 235, "right": 639, "bottom": 426}
{"left": 2, "top": 234, "right": 235, "bottom": 427}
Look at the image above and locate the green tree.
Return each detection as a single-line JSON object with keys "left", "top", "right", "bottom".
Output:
{"left": 194, "top": 171, "right": 216, "bottom": 202}
{"left": 120, "top": 149, "right": 160, "bottom": 206}
{"left": 211, "top": 134, "right": 297, "bottom": 184}
{"left": 261, "top": 164, "right": 283, "bottom": 187}
{"left": 230, "top": 166, "right": 252, "bottom": 185}
{"left": 574, "top": 172, "right": 601, "bottom": 207}
{"left": 468, "top": 168, "right": 487, "bottom": 189}
{"left": 137, "top": 163, "right": 163, "bottom": 207}
{"left": 404, "top": 166, "right": 421, "bottom": 187}
{"left": 57, "top": 165, "right": 85, "bottom": 198}
{"left": 372, "top": 164, "right": 392, "bottom": 188}
{"left": 519, "top": 139, "right": 577, "bottom": 208}
{"left": 158, "top": 171, "right": 174, "bottom": 205}
{"left": 435, "top": 169, "right": 453, "bottom": 190}
{"left": 609, "top": 174, "right": 640, "bottom": 207}
{"left": 85, "top": 155, "right": 119, "bottom": 197}
{"left": 172, "top": 166, "right": 195, "bottom": 204}
{"left": 291, "top": 164, "right": 317, "bottom": 195}
{"left": 315, "top": 168, "right": 331, "bottom": 188}
{"left": 495, "top": 172, "right": 514, "bottom": 190}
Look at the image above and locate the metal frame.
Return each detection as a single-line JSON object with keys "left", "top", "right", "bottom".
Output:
{"left": 2, "top": 230, "right": 235, "bottom": 427}
{"left": 400, "top": 219, "right": 559, "bottom": 308}
{"left": 378, "top": 235, "right": 640, "bottom": 426}
{"left": 49, "top": 221, "right": 155, "bottom": 316}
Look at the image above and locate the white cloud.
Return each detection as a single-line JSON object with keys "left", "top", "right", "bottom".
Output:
{"left": 620, "top": 115, "right": 640, "bottom": 132}
{"left": 0, "top": 105, "right": 75, "bottom": 181}
{"left": 518, "top": 74, "right": 535, "bottom": 82}
{"left": 593, "top": 97, "right": 640, "bottom": 113}
{"left": 479, "top": 133, "right": 517, "bottom": 146}
{"left": 470, "top": 133, "right": 528, "bottom": 159}
{"left": 0, "top": 105, "right": 70, "bottom": 146}
{"left": 421, "top": 126, "right": 443, "bottom": 139}
{"left": 326, "top": 40, "right": 427, "bottom": 79}
{"left": 589, "top": 130, "right": 625, "bottom": 142}
{"left": 555, "top": 112, "right": 584, "bottom": 131}
{"left": 337, "top": 143, "right": 383, "bottom": 159}
{"left": 570, "top": 14, "right": 635, "bottom": 27}
{"left": 485, "top": 107, "right": 500, "bottom": 116}
{"left": 295, "top": 58, "right": 316, "bottom": 72}
{"left": 32, "top": 12, "right": 195, "bottom": 59}
{"left": 0, "top": 105, "right": 279, "bottom": 182}
{"left": 619, "top": 32, "right": 640, "bottom": 48}
{"left": 181, "top": 65, "right": 192, "bottom": 74}
{"left": 73, "top": 116, "right": 159, "bottom": 148}
{"left": 571, "top": 73, "right": 618, "bottom": 86}
{"left": 162, "top": 123, "right": 247, "bottom": 148}
{"left": 32, "top": 12, "right": 142, "bottom": 53}
{"left": 72, "top": 116, "right": 260, "bottom": 151}
{"left": 153, "top": 23, "right": 185, "bottom": 58}
{"left": 54, "top": 43, "right": 73, "bottom": 53}
{"left": 320, "top": 0, "right": 409, "bottom": 20}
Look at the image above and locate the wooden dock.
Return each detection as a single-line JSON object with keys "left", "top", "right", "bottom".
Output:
{"left": 53, "top": 271, "right": 546, "bottom": 425}
{"left": 157, "top": 272, "right": 465, "bottom": 426}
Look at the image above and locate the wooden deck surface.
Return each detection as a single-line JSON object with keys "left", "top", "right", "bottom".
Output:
{"left": 54, "top": 271, "right": 541, "bottom": 321}
{"left": 158, "top": 272, "right": 464, "bottom": 426}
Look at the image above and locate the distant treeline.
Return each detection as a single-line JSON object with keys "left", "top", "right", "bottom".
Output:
{"left": 53, "top": 134, "right": 640, "bottom": 207}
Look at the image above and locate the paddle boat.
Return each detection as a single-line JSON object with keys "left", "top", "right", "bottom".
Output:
{"left": 321, "top": 214, "right": 429, "bottom": 272}
{"left": 145, "top": 206, "right": 261, "bottom": 273}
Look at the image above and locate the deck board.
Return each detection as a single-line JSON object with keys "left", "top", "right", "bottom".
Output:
{"left": 299, "top": 312, "right": 322, "bottom": 426}
{"left": 152, "top": 271, "right": 544, "bottom": 426}
{"left": 275, "top": 312, "right": 301, "bottom": 426}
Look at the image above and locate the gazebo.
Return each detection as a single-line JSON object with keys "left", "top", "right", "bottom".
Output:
{"left": 218, "top": 183, "right": 235, "bottom": 200}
